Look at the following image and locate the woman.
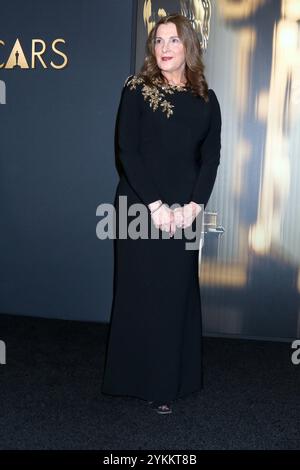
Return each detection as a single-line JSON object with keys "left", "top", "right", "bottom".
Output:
{"left": 101, "top": 13, "right": 222, "bottom": 415}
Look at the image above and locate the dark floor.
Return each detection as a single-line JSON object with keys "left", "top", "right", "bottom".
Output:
{"left": 0, "top": 312, "right": 299, "bottom": 450}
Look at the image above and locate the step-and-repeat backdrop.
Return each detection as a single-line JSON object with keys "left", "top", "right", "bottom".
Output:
{"left": 1, "top": 0, "right": 300, "bottom": 340}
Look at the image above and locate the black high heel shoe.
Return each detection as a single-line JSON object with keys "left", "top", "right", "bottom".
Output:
{"left": 147, "top": 401, "right": 172, "bottom": 414}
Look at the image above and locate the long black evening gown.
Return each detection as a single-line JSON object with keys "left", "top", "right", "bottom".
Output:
{"left": 101, "top": 74, "right": 222, "bottom": 403}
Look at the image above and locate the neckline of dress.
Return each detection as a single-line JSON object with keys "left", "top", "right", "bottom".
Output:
{"left": 152, "top": 77, "right": 189, "bottom": 91}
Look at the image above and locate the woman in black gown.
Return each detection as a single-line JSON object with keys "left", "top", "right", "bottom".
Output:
{"left": 101, "top": 13, "right": 222, "bottom": 414}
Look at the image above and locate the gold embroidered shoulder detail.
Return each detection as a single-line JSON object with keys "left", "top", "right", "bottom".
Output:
{"left": 124, "top": 74, "right": 188, "bottom": 119}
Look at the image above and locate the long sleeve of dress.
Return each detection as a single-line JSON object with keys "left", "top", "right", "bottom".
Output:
{"left": 117, "top": 76, "right": 164, "bottom": 207}
{"left": 190, "top": 89, "right": 222, "bottom": 209}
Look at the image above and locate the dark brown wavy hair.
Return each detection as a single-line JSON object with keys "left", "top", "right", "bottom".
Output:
{"left": 137, "top": 13, "right": 209, "bottom": 102}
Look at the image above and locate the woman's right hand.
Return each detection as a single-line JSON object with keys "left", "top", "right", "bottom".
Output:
{"left": 150, "top": 203, "right": 176, "bottom": 237}
{"left": 173, "top": 202, "right": 202, "bottom": 229}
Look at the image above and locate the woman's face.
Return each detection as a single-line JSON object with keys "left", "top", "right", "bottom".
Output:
{"left": 154, "top": 22, "right": 186, "bottom": 75}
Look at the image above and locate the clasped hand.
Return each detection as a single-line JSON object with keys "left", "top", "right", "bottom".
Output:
{"left": 149, "top": 201, "right": 201, "bottom": 237}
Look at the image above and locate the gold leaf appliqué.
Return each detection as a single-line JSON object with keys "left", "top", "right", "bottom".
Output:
{"left": 124, "top": 75, "right": 188, "bottom": 118}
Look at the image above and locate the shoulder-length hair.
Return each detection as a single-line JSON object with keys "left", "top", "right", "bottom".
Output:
{"left": 137, "top": 13, "right": 209, "bottom": 102}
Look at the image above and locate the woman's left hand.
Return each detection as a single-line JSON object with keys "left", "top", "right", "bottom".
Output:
{"left": 173, "top": 202, "right": 201, "bottom": 229}
{"left": 150, "top": 203, "right": 176, "bottom": 237}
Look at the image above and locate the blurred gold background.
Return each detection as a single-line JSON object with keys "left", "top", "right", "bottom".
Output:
{"left": 134, "top": 0, "right": 300, "bottom": 340}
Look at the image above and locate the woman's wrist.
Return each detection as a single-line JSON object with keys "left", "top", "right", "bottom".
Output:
{"left": 189, "top": 201, "right": 201, "bottom": 209}
{"left": 189, "top": 201, "right": 202, "bottom": 214}
{"left": 148, "top": 200, "right": 163, "bottom": 213}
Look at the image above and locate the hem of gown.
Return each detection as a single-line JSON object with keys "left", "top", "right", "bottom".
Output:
{"left": 100, "top": 384, "right": 204, "bottom": 403}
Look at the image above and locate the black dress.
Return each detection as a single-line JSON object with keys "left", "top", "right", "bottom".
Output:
{"left": 101, "top": 74, "right": 222, "bottom": 403}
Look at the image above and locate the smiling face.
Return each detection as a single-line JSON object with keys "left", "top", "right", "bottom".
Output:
{"left": 154, "top": 22, "right": 186, "bottom": 78}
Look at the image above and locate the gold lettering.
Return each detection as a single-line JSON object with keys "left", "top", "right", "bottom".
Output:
{"left": 0, "top": 40, "right": 4, "bottom": 68}
{"left": 5, "top": 38, "right": 29, "bottom": 69}
{"left": 51, "top": 39, "right": 67, "bottom": 69}
{"left": 0, "top": 38, "right": 67, "bottom": 69}
{"left": 32, "top": 39, "right": 47, "bottom": 68}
